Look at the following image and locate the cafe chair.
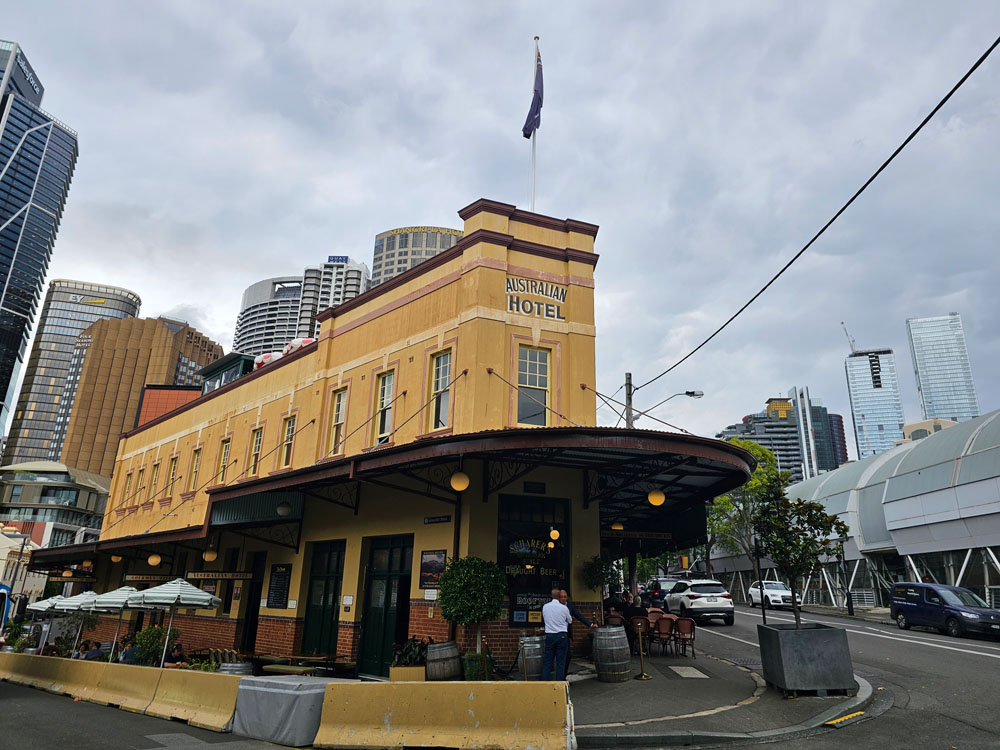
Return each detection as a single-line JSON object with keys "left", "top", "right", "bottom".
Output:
{"left": 651, "top": 616, "right": 675, "bottom": 656}
{"left": 674, "top": 617, "right": 696, "bottom": 658}
{"left": 606, "top": 613, "right": 625, "bottom": 627}
{"left": 647, "top": 609, "right": 664, "bottom": 625}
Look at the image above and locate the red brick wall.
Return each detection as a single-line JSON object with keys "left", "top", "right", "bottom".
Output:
{"left": 336, "top": 621, "right": 358, "bottom": 660}
{"left": 84, "top": 614, "right": 240, "bottom": 654}
{"left": 254, "top": 615, "right": 304, "bottom": 655}
{"left": 407, "top": 600, "right": 451, "bottom": 645}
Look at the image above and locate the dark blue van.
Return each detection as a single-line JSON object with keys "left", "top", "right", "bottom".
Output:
{"left": 890, "top": 582, "right": 1000, "bottom": 638}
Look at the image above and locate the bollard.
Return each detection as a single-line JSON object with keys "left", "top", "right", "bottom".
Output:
{"left": 634, "top": 628, "right": 652, "bottom": 681}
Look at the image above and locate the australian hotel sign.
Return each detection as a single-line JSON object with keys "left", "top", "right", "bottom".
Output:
{"left": 506, "top": 276, "right": 567, "bottom": 321}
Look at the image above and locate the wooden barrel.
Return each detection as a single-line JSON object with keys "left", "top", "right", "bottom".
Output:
{"left": 593, "top": 626, "right": 631, "bottom": 683}
{"left": 519, "top": 635, "right": 545, "bottom": 680}
{"left": 425, "top": 641, "right": 462, "bottom": 681}
{"left": 218, "top": 662, "right": 253, "bottom": 675}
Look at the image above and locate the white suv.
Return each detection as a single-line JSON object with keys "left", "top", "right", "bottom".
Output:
{"left": 748, "top": 581, "right": 800, "bottom": 609}
{"left": 665, "top": 579, "right": 735, "bottom": 625}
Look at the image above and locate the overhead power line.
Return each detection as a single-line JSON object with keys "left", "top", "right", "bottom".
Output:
{"left": 635, "top": 32, "right": 1000, "bottom": 393}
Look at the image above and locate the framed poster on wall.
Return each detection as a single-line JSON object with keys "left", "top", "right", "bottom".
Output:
{"left": 419, "top": 549, "right": 447, "bottom": 589}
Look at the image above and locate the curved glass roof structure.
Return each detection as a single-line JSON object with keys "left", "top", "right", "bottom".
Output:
{"left": 786, "top": 409, "right": 1000, "bottom": 557}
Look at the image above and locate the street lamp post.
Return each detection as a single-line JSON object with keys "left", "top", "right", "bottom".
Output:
{"left": 623, "top": 380, "right": 704, "bottom": 427}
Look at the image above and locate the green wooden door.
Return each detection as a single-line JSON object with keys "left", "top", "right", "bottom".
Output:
{"left": 302, "top": 541, "right": 346, "bottom": 656}
{"left": 359, "top": 535, "right": 413, "bottom": 677}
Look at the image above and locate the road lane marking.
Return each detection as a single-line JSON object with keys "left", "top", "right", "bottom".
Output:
{"left": 670, "top": 666, "right": 709, "bottom": 678}
{"left": 698, "top": 629, "right": 760, "bottom": 648}
{"left": 735, "top": 608, "right": 1000, "bottom": 660}
{"left": 861, "top": 625, "right": 1000, "bottom": 652}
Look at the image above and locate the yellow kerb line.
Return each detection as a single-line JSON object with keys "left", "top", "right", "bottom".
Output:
{"left": 824, "top": 711, "right": 864, "bottom": 726}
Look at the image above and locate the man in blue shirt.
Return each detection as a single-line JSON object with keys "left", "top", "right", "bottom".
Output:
{"left": 541, "top": 588, "right": 572, "bottom": 680}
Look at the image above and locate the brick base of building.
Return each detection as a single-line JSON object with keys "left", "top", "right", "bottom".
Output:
{"left": 254, "top": 615, "right": 304, "bottom": 655}
{"left": 82, "top": 613, "right": 241, "bottom": 654}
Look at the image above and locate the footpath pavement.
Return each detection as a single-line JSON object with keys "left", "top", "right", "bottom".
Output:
{"left": 569, "top": 647, "right": 874, "bottom": 747}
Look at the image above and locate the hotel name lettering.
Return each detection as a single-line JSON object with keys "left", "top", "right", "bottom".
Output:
{"left": 505, "top": 276, "right": 568, "bottom": 320}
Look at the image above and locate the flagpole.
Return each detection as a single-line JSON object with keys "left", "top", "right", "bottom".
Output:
{"left": 529, "top": 36, "right": 539, "bottom": 212}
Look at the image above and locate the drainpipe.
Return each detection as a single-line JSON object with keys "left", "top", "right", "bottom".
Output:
{"left": 449, "top": 492, "right": 463, "bottom": 642}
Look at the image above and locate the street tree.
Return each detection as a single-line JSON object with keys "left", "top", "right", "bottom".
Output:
{"left": 755, "top": 474, "right": 850, "bottom": 627}
{"left": 707, "top": 438, "right": 789, "bottom": 599}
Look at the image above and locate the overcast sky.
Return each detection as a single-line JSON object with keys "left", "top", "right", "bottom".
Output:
{"left": 6, "top": 2, "right": 1000, "bottom": 457}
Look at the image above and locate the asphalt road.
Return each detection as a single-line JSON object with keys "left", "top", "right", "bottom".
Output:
{"left": 0, "top": 679, "right": 276, "bottom": 750}
{"left": 692, "top": 604, "right": 1000, "bottom": 749}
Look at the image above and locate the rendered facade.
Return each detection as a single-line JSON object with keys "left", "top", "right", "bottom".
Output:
{"left": 371, "top": 226, "right": 462, "bottom": 286}
{"left": 906, "top": 313, "right": 979, "bottom": 423}
{"left": 32, "top": 200, "right": 754, "bottom": 676}
{"left": 845, "top": 348, "right": 905, "bottom": 459}
{"left": 59, "top": 317, "right": 223, "bottom": 478}
{"left": 4, "top": 280, "right": 140, "bottom": 465}
{"left": 0, "top": 41, "right": 79, "bottom": 424}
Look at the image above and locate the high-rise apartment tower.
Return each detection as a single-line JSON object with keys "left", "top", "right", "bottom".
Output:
{"left": 4, "top": 281, "right": 140, "bottom": 465}
{"left": 845, "top": 348, "right": 905, "bottom": 459}
{"left": 0, "top": 41, "right": 79, "bottom": 423}
{"left": 233, "top": 257, "right": 369, "bottom": 357}
{"left": 906, "top": 313, "right": 979, "bottom": 423}
{"left": 371, "top": 226, "right": 462, "bottom": 287}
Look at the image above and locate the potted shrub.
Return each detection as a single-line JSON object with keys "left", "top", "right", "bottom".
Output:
{"left": 438, "top": 556, "right": 506, "bottom": 655}
{"left": 755, "top": 475, "right": 854, "bottom": 695}
{"left": 389, "top": 637, "right": 430, "bottom": 682}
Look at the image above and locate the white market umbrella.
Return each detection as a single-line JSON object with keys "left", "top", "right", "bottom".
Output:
{"left": 26, "top": 594, "right": 65, "bottom": 613}
{"left": 54, "top": 591, "right": 100, "bottom": 656}
{"left": 82, "top": 587, "right": 147, "bottom": 662}
{"left": 127, "top": 579, "right": 221, "bottom": 667}
{"left": 26, "top": 595, "right": 65, "bottom": 654}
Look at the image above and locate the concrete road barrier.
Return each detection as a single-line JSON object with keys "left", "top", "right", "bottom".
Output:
{"left": 87, "top": 662, "right": 162, "bottom": 714}
{"left": 144, "top": 669, "right": 243, "bottom": 732}
{"left": 313, "top": 681, "right": 576, "bottom": 750}
{"left": 48, "top": 658, "right": 107, "bottom": 701}
{"left": 0, "top": 652, "right": 64, "bottom": 691}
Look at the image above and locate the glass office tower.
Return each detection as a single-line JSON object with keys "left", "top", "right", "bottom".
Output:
{"left": 0, "top": 41, "right": 79, "bottom": 425}
{"left": 3, "top": 281, "right": 140, "bottom": 465}
{"left": 906, "top": 313, "right": 979, "bottom": 423}
{"left": 845, "top": 348, "right": 905, "bottom": 459}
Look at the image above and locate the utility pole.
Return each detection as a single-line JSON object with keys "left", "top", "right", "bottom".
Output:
{"left": 625, "top": 372, "right": 634, "bottom": 428}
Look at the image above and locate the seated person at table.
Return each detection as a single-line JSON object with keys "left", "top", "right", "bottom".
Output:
{"left": 83, "top": 642, "right": 104, "bottom": 660}
{"left": 120, "top": 640, "right": 140, "bottom": 665}
{"left": 163, "top": 644, "right": 189, "bottom": 668}
{"left": 604, "top": 592, "right": 624, "bottom": 614}
{"left": 73, "top": 640, "right": 90, "bottom": 659}
{"left": 624, "top": 599, "right": 650, "bottom": 654}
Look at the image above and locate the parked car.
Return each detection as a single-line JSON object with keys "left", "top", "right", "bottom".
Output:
{"left": 665, "top": 579, "right": 734, "bottom": 625}
{"left": 642, "top": 577, "right": 680, "bottom": 606}
{"left": 890, "top": 582, "right": 1000, "bottom": 638}
{"left": 748, "top": 581, "right": 800, "bottom": 609}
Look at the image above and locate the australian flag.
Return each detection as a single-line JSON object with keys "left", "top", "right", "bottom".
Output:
{"left": 522, "top": 48, "right": 543, "bottom": 139}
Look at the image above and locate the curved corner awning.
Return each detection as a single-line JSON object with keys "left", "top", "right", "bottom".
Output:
{"left": 208, "top": 427, "right": 755, "bottom": 542}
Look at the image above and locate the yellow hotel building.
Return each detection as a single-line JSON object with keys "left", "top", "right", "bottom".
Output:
{"left": 33, "top": 199, "right": 754, "bottom": 676}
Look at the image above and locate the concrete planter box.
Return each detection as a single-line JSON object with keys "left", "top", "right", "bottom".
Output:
{"left": 757, "top": 623, "right": 855, "bottom": 694}
{"left": 389, "top": 665, "right": 426, "bottom": 682}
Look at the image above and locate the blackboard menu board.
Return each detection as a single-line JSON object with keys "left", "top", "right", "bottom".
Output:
{"left": 266, "top": 563, "right": 292, "bottom": 609}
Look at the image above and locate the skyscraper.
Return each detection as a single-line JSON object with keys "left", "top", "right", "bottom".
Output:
{"left": 59, "top": 317, "right": 222, "bottom": 478}
{"left": 4, "top": 281, "right": 140, "bottom": 465}
{"left": 717, "top": 398, "right": 806, "bottom": 484}
{"left": 828, "top": 413, "right": 849, "bottom": 466}
{"left": 906, "top": 313, "right": 979, "bottom": 422}
{"left": 787, "top": 386, "right": 842, "bottom": 478}
{"left": 371, "top": 226, "right": 462, "bottom": 287}
{"left": 233, "top": 257, "right": 369, "bottom": 356}
{"left": 0, "top": 41, "right": 79, "bottom": 424}
{"left": 845, "top": 348, "right": 905, "bottom": 459}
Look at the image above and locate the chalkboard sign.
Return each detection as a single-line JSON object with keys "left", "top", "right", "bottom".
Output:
{"left": 266, "top": 563, "right": 292, "bottom": 609}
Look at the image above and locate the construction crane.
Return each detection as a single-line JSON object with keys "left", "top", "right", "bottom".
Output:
{"left": 841, "top": 321, "right": 856, "bottom": 354}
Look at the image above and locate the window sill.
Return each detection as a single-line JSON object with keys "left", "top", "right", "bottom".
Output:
{"left": 267, "top": 467, "right": 296, "bottom": 476}
{"left": 158, "top": 498, "right": 172, "bottom": 508}
{"left": 141, "top": 502, "right": 154, "bottom": 511}
{"left": 179, "top": 491, "right": 196, "bottom": 500}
